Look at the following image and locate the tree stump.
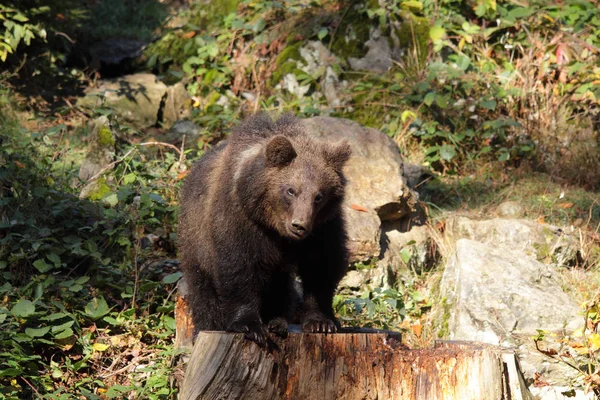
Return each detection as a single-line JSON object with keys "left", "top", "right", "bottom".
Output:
{"left": 175, "top": 279, "right": 533, "bottom": 400}
{"left": 179, "top": 331, "right": 532, "bottom": 400}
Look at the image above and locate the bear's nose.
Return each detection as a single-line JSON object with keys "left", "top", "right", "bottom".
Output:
{"left": 291, "top": 220, "right": 306, "bottom": 232}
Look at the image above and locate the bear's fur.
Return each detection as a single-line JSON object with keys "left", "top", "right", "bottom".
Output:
{"left": 178, "top": 113, "right": 351, "bottom": 345}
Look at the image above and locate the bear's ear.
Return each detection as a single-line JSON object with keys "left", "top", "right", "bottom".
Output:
{"left": 323, "top": 140, "right": 351, "bottom": 171}
{"left": 265, "top": 135, "right": 297, "bottom": 167}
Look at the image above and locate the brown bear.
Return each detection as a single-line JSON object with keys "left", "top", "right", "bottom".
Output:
{"left": 178, "top": 113, "right": 351, "bottom": 345}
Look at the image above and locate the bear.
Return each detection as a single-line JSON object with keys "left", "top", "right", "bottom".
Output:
{"left": 178, "top": 113, "right": 351, "bottom": 345}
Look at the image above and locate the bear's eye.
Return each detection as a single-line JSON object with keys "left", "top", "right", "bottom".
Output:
{"left": 314, "top": 193, "right": 323, "bottom": 203}
{"left": 287, "top": 188, "right": 296, "bottom": 197}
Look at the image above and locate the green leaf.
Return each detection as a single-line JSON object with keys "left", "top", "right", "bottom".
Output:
{"left": 253, "top": 18, "right": 266, "bottom": 33}
{"left": 52, "top": 320, "right": 75, "bottom": 333}
{"left": 11, "top": 299, "right": 35, "bottom": 317}
{"left": 33, "top": 259, "right": 52, "bottom": 273}
{"left": 498, "top": 151, "right": 510, "bottom": 162}
{"left": 103, "top": 193, "right": 118, "bottom": 207}
{"left": 54, "top": 327, "right": 73, "bottom": 340}
{"left": 480, "top": 99, "right": 497, "bottom": 110}
{"left": 400, "top": 248, "right": 412, "bottom": 264}
{"left": 429, "top": 25, "right": 446, "bottom": 41}
{"left": 47, "top": 253, "right": 61, "bottom": 267}
{"left": 26, "top": 326, "right": 50, "bottom": 337}
{"left": 84, "top": 297, "right": 110, "bottom": 320}
{"left": 439, "top": 145, "right": 456, "bottom": 161}
{"left": 123, "top": 173, "right": 136, "bottom": 185}
{"left": 162, "top": 272, "right": 183, "bottom": 284}
{"left": 318, "top": 28, "right": 328, "bottom": 41}
{"left": 41, "top": 312, "right": 68, "bottom": 321}
{"left": 423, "top": 92, "right": 436, "bottom": 106}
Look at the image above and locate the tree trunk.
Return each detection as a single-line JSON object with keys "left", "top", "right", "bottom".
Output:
{"left": 179, "top": 331, "right": 532, "bottom": 400}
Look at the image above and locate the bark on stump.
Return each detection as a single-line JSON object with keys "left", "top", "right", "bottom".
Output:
{"left": 179, "top": 332, "right": 531, "bottom": 400}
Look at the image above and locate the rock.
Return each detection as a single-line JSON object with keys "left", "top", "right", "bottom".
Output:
{"left": 79, "top": 116, "right": 115, "bottom": 181}
{"left": 446, "top": 216, "right": 579, "bottom": 266}
{"left": 339, "top": 270, "right": 365, "bottom": 289}
{"left": 379, "top": 225, "right": 438, "bottom": 276}
{"left": 529, "top": 386, "right": 595, "bottom": 400}
{"left": 298, "top": 41, "right": 346, "bottom": 108}
{"left": 439, "top": 239, "right": 581, "bottom": 385}
{"left": 77, "top": 73, "right": 167, "bottom": 130}
{"left": 89, "top": 39, "right": 146, "bottom": 66}
{"left": 168, "top": 120, "right": 202, "bottom": 145}
{"left": 162, "top": 82, "right": 191, "bottom": 129}
{"left": 496, "top": 201, "right": 525, "bottom": 218}
{"left": 301, "top": 116, "right": 419, "bottom": 262}
{"left": 345, "top": 12, "right": 430, "bottom": 74}
{"left": 348, "top": 28, "right": 392, "bottom": 74}
{"left": 403, "top": 163, "right": 431, "bottom": 189}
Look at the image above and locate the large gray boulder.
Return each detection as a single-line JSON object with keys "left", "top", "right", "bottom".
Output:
{"left": 446, "top": 216, "right": 579, "bottom": 266}
{"left": 439, "top": 238, "right": 581, "bottom": 386}
{"left": 302, "top": 116, "right": 419, "bottom": 262}
{"left": 77, "top": 73, "right": 167, "bottom": 130}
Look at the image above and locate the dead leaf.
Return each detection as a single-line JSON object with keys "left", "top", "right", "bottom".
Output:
{"left": 557, "top": 202, "right": 574, "bottom": 209}
{"left": 350, "top": 204, "right": 368, "bottom": 212}
{"left": 182, "top": 31, "right": 196, "bottom": 39}
{"left": 537, "top": 216, "right": 546, "bottom": 224}
{"left": 177, "top": 170, "right": 190, "bottom": 180}
{"left": 411, "top": 323, "right": 422, "bottom": 337}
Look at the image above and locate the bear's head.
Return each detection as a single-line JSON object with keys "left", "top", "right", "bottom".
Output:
{"left": 263, "top": 135, "right": 351, "bottom": 240}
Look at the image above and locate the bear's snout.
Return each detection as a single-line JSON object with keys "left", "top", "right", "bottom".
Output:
{"left": 291, "top": 219, "right": 307, "bottom": 236}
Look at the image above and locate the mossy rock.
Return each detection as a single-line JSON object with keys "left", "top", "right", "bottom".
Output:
{"left": 189, "top": 0, "right": 240, "bottom": 28}
{"left": 97, "top": 125, "right": 115, "bottom": 147}
{"left": 270, "top": 42, "right": 306, "bottom": 85}
{"left": 330, "top": 8, "right": 372, "bottom": 61}
{"left": 392, "top": 11, "right": 430, "bottom": 65}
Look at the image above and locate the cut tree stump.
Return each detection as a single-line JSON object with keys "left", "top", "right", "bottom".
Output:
{"left": 175, "top": 279, "right": 533, "bottom": 400}
{"left": 179, "top": 331, "right": 532, "bottom": 400}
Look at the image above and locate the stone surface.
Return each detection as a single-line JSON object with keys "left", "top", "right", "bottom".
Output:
{"left": 79, "top": 116, "right": 115, "bottom": 181}
{"left": 162, "top": 82, "right": 191, "bottom": 129}
{"left": 301, "top": 116, "right": 418, "bottom": 262}
{"left": 281, "top": 41, "right": 347, "bottom": 108}
{"left": 446, "top": 216, "right": 579, "bottom": 266}
{"left": 89, "top": 39, "right": 146, "bottom": 66}
{"left": 440, "top": 239, "right": 581, "bottom": 385}
{"left": 77, "top": 73, "right": 167, "bottom": 130}
{"left": 403, "top": 162, "right": 431, "bottom": 189}
{"left": 529, "top": 386, "right": 595, "bottom": 400}
{"left": 379, "top": 225, "right": 438, "bottom": 276}
{"left": 496, "top": 201, "right": 525, "bottom": 218}
{"left": 348, "top": 28, "right": 392, "bottom": 74}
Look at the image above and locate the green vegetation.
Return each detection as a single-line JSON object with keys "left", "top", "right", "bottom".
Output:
{"left": 1, "top": 0, "right": 600, "bottom": 397}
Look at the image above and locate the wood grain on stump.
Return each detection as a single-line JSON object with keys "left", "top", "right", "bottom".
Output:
{"left": 180, "top": 332, "right": 532, "bottom": 400}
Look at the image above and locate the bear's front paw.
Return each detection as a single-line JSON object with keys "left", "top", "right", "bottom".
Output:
{"left": 301, "top": 314, "right": 338, "bottom": 334}
{"left": 228, "top": 320, "right": 268, "bottom": 346}
{"left": 267, "top": 317, "right": 289, "bottom": 338}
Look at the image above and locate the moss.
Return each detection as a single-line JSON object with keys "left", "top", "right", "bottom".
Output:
{"left": 437, "top": 297, "right": 452, "bottom": 339}
{"left": 189, "top": 0, "right": 239, "bottom": 28}
{"left": 87, "top": 178, "right": 111, "bottom": 201}
{"left": 392, "top": 11, "right": 430, "bottom": 64}
{"left": 331, "top": 9, "right": 372, "bottom": 60}
{"left": 270, "top": 42, "right": 305, "bottom": 85}
{"left": 96, "top": 125, "right": 115, "bottom": 148}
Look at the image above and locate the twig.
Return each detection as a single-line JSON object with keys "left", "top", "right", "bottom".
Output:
{"left": 20, "top": 377, "right": 42, "bottom": 398}
{"left": 328, "top": 1, "right": 355, "bottom": 51}
{"left": 87, "top": 147, "right": 136, "bottom": 182}
{"left": 55, "top": 31, "right": 76, "bottom": 44}
{"left": 179, "top": 135, "right": 186, "bottom": 165}
{"left": 139, "top": 141, "right": 182, "bottom": 156}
